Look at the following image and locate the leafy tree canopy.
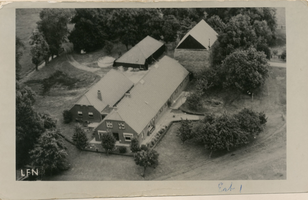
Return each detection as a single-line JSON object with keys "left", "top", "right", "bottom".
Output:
{"left": 30, "top": 129, "right": 69, "bottom": 175}
{"left": 134, "top": 149, "right": 159, "bottom": 177}
{"left": 16, "top": 82, "right": 45, "bottom": 167}
{"left": 73, "top": 124, "right": 88, "bottom": 150}
{"left": 221, "top": 47, "right": 269, "bottom": 93}
{"left": 29, "top": 30, "right": 50, "bottom": 70}
{"left": 101, "top": 132, "right": 116, "bottom": 155}
{"left": 37, "top": 9, "right": 74, "bottom": 57}
{"left": 16, "top": 37, "right": 24, "bottom": 80}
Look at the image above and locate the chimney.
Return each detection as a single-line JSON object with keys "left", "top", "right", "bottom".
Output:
{"left": 125, "top": 92, "right": 131, "bottom": 98}
{"left": 97, "top": 90, "right": 102, "bottom": 101}
{"left": 113, "top": 105, "right": 118, "bottom": 111}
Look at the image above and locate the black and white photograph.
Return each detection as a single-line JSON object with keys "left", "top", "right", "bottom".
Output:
{"left": 1, "top": 0, "right": 308, "bottom": 199}
{"left": 15, "top": 6, "right": 287, "bottom": 181}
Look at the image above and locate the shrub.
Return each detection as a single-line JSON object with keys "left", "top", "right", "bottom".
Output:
{"left": 186, "top": 92, "right": 203, "bottom": 111}
{"left": 118, "top": 146, "right": 127, "bottom": 154}
{"left": 259, "top": 112, "right": 268, "bottom": 125}
{"left": 63, "top": 110, "right": 72, "bottom": 124}
{"left": 101, "top": 132, "right": 116, "bottom": 155}
{"left": 39, "top": 113, "right": 57, "bottom": 129}
{"left": 130, "top": 137, "right": 140, "bottom": 153}
{"left": 72, "top": 124, "right": 88, "bottom": 150}
{"left": 140, "top": 144, "right": 148, "bottom": 151}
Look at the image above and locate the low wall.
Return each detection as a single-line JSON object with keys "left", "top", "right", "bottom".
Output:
{"left": 174, "top": 49, "right": 211, "bottom": 74}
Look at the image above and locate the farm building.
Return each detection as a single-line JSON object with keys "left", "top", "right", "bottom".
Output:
{"left": 69, "top": 69, "right": 134, "bottom": 123}
{"left": 113, "top": 36, "right": 165, "bottom": 70}
{"left": 174, "top": 19, "right": 218, "bottom": 74}
{"left": 92, "top": 56, "right": 189, "bottom": 146}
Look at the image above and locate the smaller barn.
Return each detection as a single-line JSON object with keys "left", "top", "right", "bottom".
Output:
{"left": 174, "top": 19, "right": 218, "bottom": 74}
{"left": 114, "top": 36, "right": 165, "bottom": 70}
{"left": 69, "top": 69, "right": 134, "bottom": 123}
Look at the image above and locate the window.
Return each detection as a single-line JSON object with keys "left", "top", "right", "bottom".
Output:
{"left": 118, "top": 122, "right": 125, "bottom": 130}
{"left": 123, "top": 133, "right": 133, "bottom": 142}
{"left": 88, "top": 112, "right": 93, "bottom": 117}
{"left": 106, "top": 121, "right": 113, "bottom": 128}
{"left": 98, "top": 130, "right": 106, "bottom": 140}
{"left": 78, "top": 111, "right": 82, "bottom": 117}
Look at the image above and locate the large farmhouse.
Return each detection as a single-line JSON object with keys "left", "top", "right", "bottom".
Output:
{"left": 92, "top": 56, "right": 189, "bottom": 146}
{"left": 174, "top": 19, "right": 218, "bottom": 73}
{"left": 69, "top": 69, "right": 134, "bottom": 122}
{"left": 113, "top": 36, "right": 165, "bottom": 70}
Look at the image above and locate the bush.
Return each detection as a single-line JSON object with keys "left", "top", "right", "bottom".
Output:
{"left": 130, "top": 137, "right": 140, "bottom": 153}
{"left": 259, "top": 112, "right": 268, "bottom": 125}
{"left": 63, "top": 110, "right": 73, "bottom": 124}
{"left": 39, "top": 113, "right": 57, "bottom": 129}
{"left": 186, "top": 92, "right": 203, "bottom": 111}
{"left": 118, "top": 146, "right": 127, "bottom": 154}
{"left": 140, "top": 144, "right": 148, "bottom": 151}
{"left": 72, "top": 124, "right": 88, "bottom": 150}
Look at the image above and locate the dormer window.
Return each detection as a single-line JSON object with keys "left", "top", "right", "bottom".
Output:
{"left": 88, "top": 112, "right": 93, "bottom": 117}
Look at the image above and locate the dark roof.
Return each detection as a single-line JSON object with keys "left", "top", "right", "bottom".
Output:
{"left": 115, "top": 36, "right": 164, "bottom": 65}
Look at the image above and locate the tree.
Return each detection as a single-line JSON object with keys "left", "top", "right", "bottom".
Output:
{"left": 37, "top": 9, "right": 74, "bottom": 58}
{"left": 107, "top": 9, "right": 139, "bottom": 50}
{"left": 177, "top": 119, "right": 194, "bottom": 144}
{"left": 69, "top": 9, "right": 109, "bottom": 52}
{"left": 281, "top": 49, "right": 286, "bottom": 61}
{"left": 134, "top": 149, "right": 159, "bottom": 177}
{"left": 72, "top": 124, "right": 88, "bottom": 149}
{"left": 234, "top": 108, "right": 265, "bottom": 138}
{"left": 161, "top": 15, "right": 180, "bottom": 43}
{"left": 16, "top": 82, "right": 45, "bottom": 167}
{"left": 101, "top": 132, "right": 116, "bottom": 155}
{"left": 221, "top": 47, "right": 269, "bottom": 93}
{"left": 104, "top": 40, "right": 114, "bottom": 55}
{"left": 63, "top": 110, "right": 73, "bottom": 123}
{"left": 39, "top": 113, "right": 57, "bottom": 130}
{"left": 29, "top": 129, "right": 69, "bottom": 175}
{"left": 16, "top": 37, "right": 24, "bottom": 80}
{"left": 29, "top": 30, "right": 50, "bottom": 70}
{"left": 130, "top": 137, "right": 140, "bottom": 153}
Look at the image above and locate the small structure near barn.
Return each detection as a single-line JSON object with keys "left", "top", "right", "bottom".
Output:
{"left": 69, "top": 69, "right": 134, "bottom": 123}
{"left": 92, "top": 56, "right": 189, "bottom": 147}
{"left": 113, "top": 36, "right": 165, "bottom": 70}
{"left": 174, "top": 19, "right": 218, "bottom": 74}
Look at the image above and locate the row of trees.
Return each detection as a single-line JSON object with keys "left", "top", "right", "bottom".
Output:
{"left": 177, "top": 108, "right": 267, "bottom": 157}
{"left": 16, "top": 81, "right": 69, "bottom": 175}
{"left": 28, "top": 9, "right": 74, "bottom": 71}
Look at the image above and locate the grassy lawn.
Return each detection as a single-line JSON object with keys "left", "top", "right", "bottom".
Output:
{"left": 44, "top": 140, "right": 143, "bottom": 181}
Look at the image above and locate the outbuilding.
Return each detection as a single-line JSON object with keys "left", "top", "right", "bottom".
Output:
{"left": 114, "top": 36, "right": 165, "bottom": 70}
{"left": 174, "top": 19, "right": 218, "bottom": 73}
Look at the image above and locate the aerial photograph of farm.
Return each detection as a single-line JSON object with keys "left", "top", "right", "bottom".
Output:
{"left": 16, "top": 7, "right": 286, "bottom": 181}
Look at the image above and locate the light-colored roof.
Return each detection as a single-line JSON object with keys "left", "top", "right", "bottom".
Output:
{"left": 101, "top": 56, "right": 189, "bottom": 134}
{"left": 76, "top": 69, "right": 134, "bottom": 112}
{"left": 115, "top": 36, "right": 164, "bottom": 65}
{"left": 176, "top": 19, "right": 218, "bottom": 49}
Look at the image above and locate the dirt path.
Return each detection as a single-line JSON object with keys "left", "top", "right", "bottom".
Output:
{"left": 66, "top": 54, "right": 100, "bottom": 72}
